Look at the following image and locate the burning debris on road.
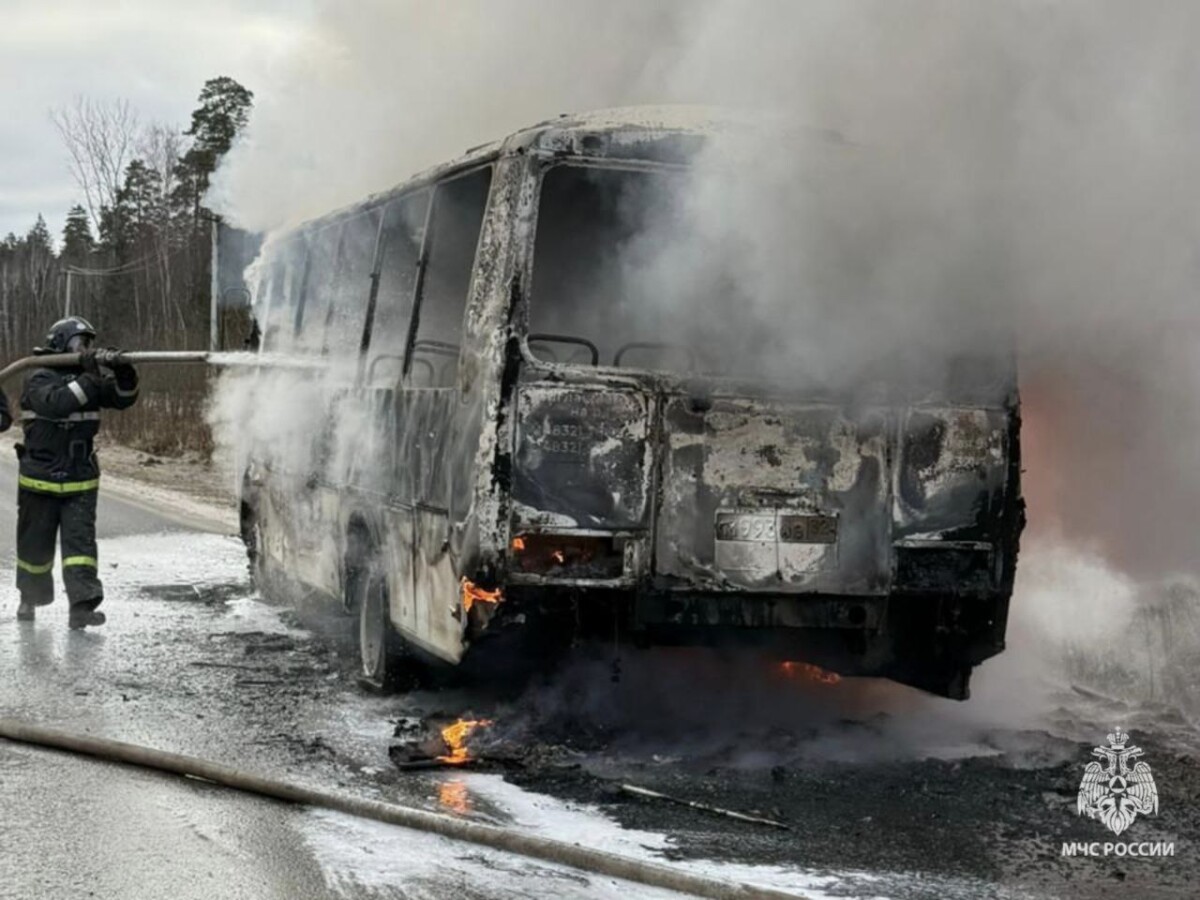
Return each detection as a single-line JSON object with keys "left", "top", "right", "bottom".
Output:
{"left": 777, "top": 661, "right": 842, "bottom": 686}
{"left": 390, "top": 715, "right": 496, "bottom": 770}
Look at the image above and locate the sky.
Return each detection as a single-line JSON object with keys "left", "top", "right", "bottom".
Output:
{"left": 0, "top": 0, "right": 314, "bottom": 241}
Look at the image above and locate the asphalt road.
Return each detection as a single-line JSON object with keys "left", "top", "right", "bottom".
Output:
{"left": 0, "top": 455, "right": 376, "bottom": 900}
{"left": 3, "top": 449, "right": 1194, "bottom": 900}
{"left": 0, "top": 455, "right": 706, "bottom": 900}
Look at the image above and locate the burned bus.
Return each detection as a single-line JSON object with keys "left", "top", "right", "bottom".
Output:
{"left": 239, "top": 107, "right": 1024, "bottom": 700}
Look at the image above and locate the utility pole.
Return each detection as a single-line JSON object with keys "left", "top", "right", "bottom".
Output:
{"left": 64, "top": 269, "right": 73, "bottom": 317}
{"left": 210, "top": 217, "right": 220, "bottom": 352}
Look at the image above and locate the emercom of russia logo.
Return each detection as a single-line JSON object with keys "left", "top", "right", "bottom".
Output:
{"left": 1061, "top": 728, "right": 1174, "bottom": 858}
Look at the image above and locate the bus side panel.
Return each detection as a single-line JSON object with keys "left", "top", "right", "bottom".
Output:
{"left": 257, "top": 481, "right": 287, "bottom": 572}
{"left": 391, "top": 386, "right": 466, "bottom": 662}
{"left": 455, "top": 156, "right": 535, "bottom": 568}
{"left": 413, "top": 507, "right": 466, "bottom": 663}
{"left": 315, "top": 485, "right": 343, "bottom": 597}
{"left": 381, "top": 507, "right": 418, "bottom": 639}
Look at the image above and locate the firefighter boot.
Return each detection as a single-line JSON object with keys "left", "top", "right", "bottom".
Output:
{"left": 68, "top": 605, "right": 106, "bottom": 630}
{"left": 16, "top": 600, "right": 35, "bottom": 622}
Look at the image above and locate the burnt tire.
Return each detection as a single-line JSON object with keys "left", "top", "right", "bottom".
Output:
{"left": 358, "top": 569, "right": 392, "bottom": 689}
{"left": 350, "top": 560, "right": 418, "bottom": 693}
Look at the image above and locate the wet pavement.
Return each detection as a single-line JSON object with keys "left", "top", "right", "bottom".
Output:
{"left": 0, "top": 456, "right": 836, "bottom": 900}
{"left": 0, "top": 462, "right": 721, "bottom": 900}
{"left": 0, "top": 453, "right": 1196, "bottom": 900}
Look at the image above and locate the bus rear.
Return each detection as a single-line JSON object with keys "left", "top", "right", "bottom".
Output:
{"left": 494, "top": 144, "right": 1023, "bottom": 700}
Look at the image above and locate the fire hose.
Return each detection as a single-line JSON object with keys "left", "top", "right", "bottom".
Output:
{"left": 0, "top": 350, "right": 216, "bottom": 387}
{"left": 0, "top": 718, "right": 806, "bottom": 900}
{"left": 0, "top": 350, "right": 330, "bottom": 389}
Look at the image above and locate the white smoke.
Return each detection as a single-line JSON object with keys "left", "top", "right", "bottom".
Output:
{"left": 208, "top": 1, "right": 1200, "bottom": 714}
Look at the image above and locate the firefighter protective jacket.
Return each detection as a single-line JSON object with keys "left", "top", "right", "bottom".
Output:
{"left": 18, "top": 364, "right": 139, "bottom": 486}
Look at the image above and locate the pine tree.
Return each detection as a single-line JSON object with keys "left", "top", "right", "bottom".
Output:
{"left": 185, "top": 76, "right": 254, "bottom": 162}
{"left": 26, "top": 215, "right": 52, "bottom": 255}
{"left": 172, "top": 77, "right": 254, "bottom": 222}
{"left": 22, "top": 215, "right": 56, "bottom": 311}
{"left": 119, "top": 160, "right": 167, "bottom": 236}
{"left": 61, "top": 205, "right": 95, "bottom": 262}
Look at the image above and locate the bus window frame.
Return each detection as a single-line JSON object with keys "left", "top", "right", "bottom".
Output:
{"left": 260, "top": 235, "right": 309, "bottom": 354}
{"left": 399, "top": 163, "right": 495, "bottom": 387}
{"left": 322, "top": 205, "right": 385, "bottom": 358}
{"left": 359, "top": 187, "right": 433, "bottom": 387}
{"left": 293, "top": 218, "right": 344, "bottom": 353}
{"left": 357, "top": 202, "right": 390, "bottom": 362}
{"left": 518, "top": 157, "right": 690, "bottom": 381}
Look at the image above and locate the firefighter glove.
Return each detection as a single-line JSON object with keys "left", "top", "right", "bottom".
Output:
{"left": 77, "top": 348, "right": 100, "bottom": 375}
{"left": 114, "top": 362, "right": 138, "bottom": 391}
{"left": 96, "top": 347, "right": 124, "bottom": 368}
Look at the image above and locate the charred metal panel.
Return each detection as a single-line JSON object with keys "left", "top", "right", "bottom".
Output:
{"left": 393, "top": 389, "right": 457, "bottom": 507}
{"left": 894, "top": 541, "right": 994, "bottom": 596}
{"left": 889, "top": 406, "right": 1016, "bottom": 597}
{"left": 382, "top": 507, "right": 417, "bottom": 636}
{"left": 458, "top": 157, "right": 537, "bottom": 569}
{"left": 262, "top": 471, "right": 331, "bottom": 592}
{"left": 655, "top": 397, "right": 891, "bottom": 595}
{"left": 413, "top": 507, "right": 466, "bottom": 663}
{"left": 512, "top": 385, "right": 650, "bottom": 529}
{"left": 892, "top": 407, "right": 1009, "bottom": 541}
{"left": 635, "top": 593, "right": 884, "bottom": 630}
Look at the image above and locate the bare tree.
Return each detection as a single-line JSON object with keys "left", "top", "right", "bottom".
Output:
{"left": 138, "top": 122, "right": 188, "bottom": 329}
{"left": 138, "top": 122, "right": 185, "bottom": 199}
{"left": 50, "top": 96, "right": 140, "bottom": 231}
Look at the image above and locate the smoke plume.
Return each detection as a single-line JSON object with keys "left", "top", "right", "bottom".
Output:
{"left": 209, "top": 1, "right": 1200, "bottom": 715}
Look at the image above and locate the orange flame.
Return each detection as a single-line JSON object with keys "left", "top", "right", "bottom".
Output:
{"left": 778, "top": 661, "right": 842, "bottom": 685}
{"left": 461, "top": 578, "right": 502, "bottom": 613}
{"left": 551, "top": 549, "right": 565, "bottom": 564}
{"left": 511, "top": 536, "right": 527, "bottom": 551}
{"left": 437, "top": 718, "right": 493, "bottom": 765}
{"left": 438, "top": 780, "right": 472, "bottom": 814}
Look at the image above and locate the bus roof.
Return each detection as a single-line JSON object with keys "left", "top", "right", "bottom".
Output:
{"left": 268, "top": 105, "right": 842, "bottom": 246}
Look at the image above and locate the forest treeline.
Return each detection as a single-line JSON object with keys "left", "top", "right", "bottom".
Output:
{"left": 0, "top": 77, "right": 254, "bottom": 455}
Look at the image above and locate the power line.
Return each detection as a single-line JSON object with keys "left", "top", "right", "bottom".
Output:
{"left": 64, "top": 255, "right": 156, "bottom": 276}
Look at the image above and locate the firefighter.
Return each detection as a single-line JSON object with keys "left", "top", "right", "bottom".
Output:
{"left": 15, "top": 317, "right": 139, "bottom": 628}
{"left": 0, "top": 390, "right": 10, "bottom": 432}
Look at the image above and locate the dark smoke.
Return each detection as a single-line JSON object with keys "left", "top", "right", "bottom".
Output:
{"left": 209, "top": 1, "right": 1200, "bottom": 721}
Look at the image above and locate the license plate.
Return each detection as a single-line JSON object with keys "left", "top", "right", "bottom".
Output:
{"left": 715, "top": 512, "right": 838, "bottom": 544}
{"left": 778, "top": 514, "right": 838, "bottom": 544}
{"left": 715, "top": 513, "right": 776, "bottom": 542}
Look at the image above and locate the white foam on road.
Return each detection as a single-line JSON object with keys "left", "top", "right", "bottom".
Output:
{"left": 300, "top": 770, "right": 866, "bottom": 900}
{"left": 460, "top": 773, "right": 857, "bottom": 899}
{"left": 301, "top": 807, "right": 693, "bottom": 900}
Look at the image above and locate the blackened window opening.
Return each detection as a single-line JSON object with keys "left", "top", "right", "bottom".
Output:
{"left": 364, "top": 190, "right": 430, "bottom": 386}
{"left": 528, "top": 165, "right": 752, "bottom": 375}
{"left": 408, "top": 167, "right": 493, "bottom": 387}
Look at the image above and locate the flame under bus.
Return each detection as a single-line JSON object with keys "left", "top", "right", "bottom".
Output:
{"left": 239, "top": 107, "right": 1023, "bottom": 700}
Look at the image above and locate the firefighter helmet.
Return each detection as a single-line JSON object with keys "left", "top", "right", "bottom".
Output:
{"left": 41, "top": 316, "right": 97, "bottom": 354}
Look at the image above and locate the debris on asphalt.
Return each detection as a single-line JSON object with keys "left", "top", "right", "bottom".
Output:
{"left": 619, "top": 783, "right": 791, "bottom": 830}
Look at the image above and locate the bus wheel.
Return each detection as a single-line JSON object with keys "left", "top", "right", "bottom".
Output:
{"left": 357, "top": 568, "right": 403, "bottom": 691}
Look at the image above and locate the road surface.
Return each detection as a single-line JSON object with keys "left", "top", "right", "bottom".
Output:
{"left": 0, "top": 457, "right": 742, "bottom": 900}
{"left": 0, "top": 451, "right": 1196, "bottom": 900}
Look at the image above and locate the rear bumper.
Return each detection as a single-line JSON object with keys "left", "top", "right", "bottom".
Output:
{"left": 501, "top": 534, "right": 1003, "bottom": 601}
{"left": 633, "top": 591, "right": 885, "bottom": 630}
